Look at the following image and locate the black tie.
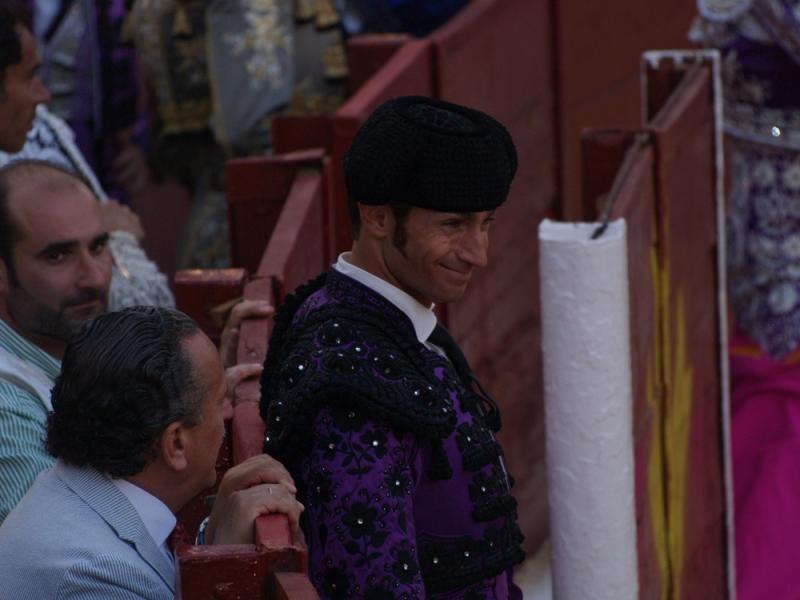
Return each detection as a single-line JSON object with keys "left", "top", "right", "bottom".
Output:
{"left": 427, "top": 324, "right": 501, "bottom": 432}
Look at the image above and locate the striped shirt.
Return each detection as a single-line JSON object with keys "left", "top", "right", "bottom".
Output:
{"left": 0, "top": 320, "right": 59, "bottom": 523}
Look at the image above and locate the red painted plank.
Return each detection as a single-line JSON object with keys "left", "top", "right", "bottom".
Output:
{"left": 272, "top": 572, "right": 320, "bottom": 600}
{"left": 236, "top": 276, "right": 275, "bottom": 369}
{"left": 255, "top": 514, "right": 292, "bottom": 549}
{"left": 225, "top": 149, "right": 327, "bottom": 273}
{"left": 272, "top": 116, "right": 333, "bottom": 156}
{"left": 232, "top": 402, "right": 266, "bottom": 464}
{"left": 346, "top": 34, "right": 411, "bottom": 95}
{"left": 432, "top": 0, "right": 550, "bottom": 124}
{"left": 645, "top": 65, "right": 727, "bottom": 599}
{"left": 174, "top": 268, "right": 248, "bottom": 345}
{"left": 256, "top": 171, "right": 327, "bottom": 301}
{"left": 554, "top": 0, "right": 697, "bottom": 219}
{"left": 177, "top": 544, "right": 267, "bottom": 600}
{"left": 176, "top": 540, "right": 309, "bottom": 600}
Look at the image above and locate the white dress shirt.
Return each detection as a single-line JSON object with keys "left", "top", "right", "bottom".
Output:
{"left": 333, "top": 252, "right": 444, "bottom": 355}
{"left": 112, "top": 478, "right": 177, "bottom": 569}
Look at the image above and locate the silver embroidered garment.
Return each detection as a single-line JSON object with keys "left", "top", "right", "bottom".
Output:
{"left": 693, "top": 0, "right": 800, "bottom": 356}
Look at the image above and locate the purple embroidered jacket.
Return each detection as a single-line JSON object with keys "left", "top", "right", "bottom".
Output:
{"left": 260, "top": 271, "right": 524, "bottom": 599}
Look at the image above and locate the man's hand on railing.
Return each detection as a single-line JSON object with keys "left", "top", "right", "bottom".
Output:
{"left": 224, "top": 362, "right": 264, "bottom": 400}
{"left": 204, "top": 454, "right": 303, "bottom": 545}
{"left": 219, "top": 299, "right": 274, "bottom": 368}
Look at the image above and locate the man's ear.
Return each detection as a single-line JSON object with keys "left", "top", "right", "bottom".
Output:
{"left": 158, "top": 421, "right": 189, "bottom": 472}
{"left": 358, "top": 204, "right": 393, "bottom": 240}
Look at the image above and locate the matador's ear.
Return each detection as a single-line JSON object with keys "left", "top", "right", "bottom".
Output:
{"left": 358, "top": 204, "right": 393, "bottom": 240}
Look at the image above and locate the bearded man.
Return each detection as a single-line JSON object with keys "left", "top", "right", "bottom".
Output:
{"left": 0, "top": 160, "right": 113, "bottom": 520}
{"left": 259, "top": 96, "right": 525, "bottom": 599}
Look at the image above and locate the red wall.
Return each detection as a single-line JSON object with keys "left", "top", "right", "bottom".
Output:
{"left": 554, "top": 0, "right": 699, "bottom": 219}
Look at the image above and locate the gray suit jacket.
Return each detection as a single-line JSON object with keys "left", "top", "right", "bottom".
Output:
{"left": 0, "top": 461, "right": 175, "bottom": 599}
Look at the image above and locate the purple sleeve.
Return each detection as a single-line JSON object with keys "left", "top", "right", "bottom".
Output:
{"left": 301, "top": 407, "right": 425, "bottom": 599}
{"left": 99, "top": 0, "right": 139, "bottom": 133}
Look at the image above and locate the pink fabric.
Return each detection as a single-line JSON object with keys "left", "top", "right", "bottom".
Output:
{"left": 731, "top": 331, "right": 800, "bottom": 600}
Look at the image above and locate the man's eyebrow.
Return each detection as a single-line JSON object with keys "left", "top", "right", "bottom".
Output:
{"left": 36, "top": 240, "right": 78, "bottom": 258}
{"left": 92, "top": 232, "right": 110, "bottom": 246}
{"left": 35, "top": 233, "right": 109, "bottom": 258}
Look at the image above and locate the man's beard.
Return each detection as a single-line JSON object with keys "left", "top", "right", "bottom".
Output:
{"left": 6, "top": 285, "right": 107, "bottom": 343}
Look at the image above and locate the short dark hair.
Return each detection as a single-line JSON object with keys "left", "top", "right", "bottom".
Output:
{"left": 390, "top": 204, "right": 412, "bottom": 250}
{"left": 346, "top": 193, "right": 362, "bottom": 238}
{"left": 347, "top": 198, "right": 412, "bottom": 246}
{"left": 47, "top": 307, "right": 204, "bottom": 478}
{"left": 0, "top": 1, "right": 32, "bottom": 99}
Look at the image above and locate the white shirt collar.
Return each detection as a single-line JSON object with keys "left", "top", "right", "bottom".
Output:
{"left": 112, "top": 477, "right": 176, "bottom": 558}
{"left": 333, "top": 252, "right": 437, "bottom": 344}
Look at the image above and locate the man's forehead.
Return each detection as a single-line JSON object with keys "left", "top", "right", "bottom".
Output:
{"left": 182, "top": 331, "right": 224, "bottom": 397}
{"left": 8, "top": 178, "right": 103, "bottom": 244}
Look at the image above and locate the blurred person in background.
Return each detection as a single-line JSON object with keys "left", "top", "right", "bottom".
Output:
{"left": 30, "top": 0, "right": 146, "bottom": 202}
{"left": 129, "top": 0, "right": 339, "bottom": 268}
{"left": 692, "top": 1, "right": 800, "bottom": 597}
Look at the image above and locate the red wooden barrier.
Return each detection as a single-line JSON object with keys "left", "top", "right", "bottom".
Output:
{"left": 345, "top": 34, "right": 411, "bottom": 95}
{"left": 554, "top": 0, "right": 697, "bottom": 219}
{"left": 272, "top": 116, "right": 332, "bottom": 157}
{"left": 226, "top": 149, "right": 328, "bottom": 274}
{"left": 174, "top": 268, "right": 248, "bottom": 345}
{"left": 272, "top": 572, "right": 320, "bottom": 600}
{"left": 175, "top": 166, "right": 325, "bottom": 600}
{"left": 176, "top": 537, "right": 308, "bottom": 600}
{"left": 257, "top": 170, "right": 329, "bottom": 301}
{"left": 644, "top": 61, "right": 726, "bottom": 600}
{"left": 579, "top": 57, "right": 727, "bottom": 599}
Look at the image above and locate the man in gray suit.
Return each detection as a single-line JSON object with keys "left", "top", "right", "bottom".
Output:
{"left": 0, "top": 306, "right": 303, "bottom": 599}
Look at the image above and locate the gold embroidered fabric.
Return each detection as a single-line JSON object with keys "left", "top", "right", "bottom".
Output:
{"left": 129, "top": 0, "right": 212, "bottom": 136}
{"left": 295, "top": 0, "right": 340, "bottom": 28}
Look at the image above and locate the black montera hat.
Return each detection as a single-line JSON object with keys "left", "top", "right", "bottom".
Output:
{"left": 344, "top": 96, "right": 517, "bottom": 212}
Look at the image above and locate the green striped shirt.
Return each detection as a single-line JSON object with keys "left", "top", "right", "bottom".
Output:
{"left": 0, "top": 320, "right": 59, "bottom": 523}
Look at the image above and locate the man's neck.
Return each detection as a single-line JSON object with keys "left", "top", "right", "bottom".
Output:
{"left": 0, "top": 309, "right": 65, "bottom": 360}
{"left": 348, "top": 243, "right": 392, "bottom": 284}
{"left": 126, "top": 466, "right": 193, "bottom": 515}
